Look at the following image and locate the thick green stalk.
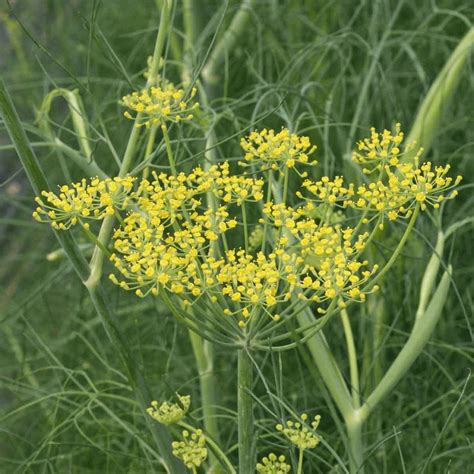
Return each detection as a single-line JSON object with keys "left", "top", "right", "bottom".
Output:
{"left": 406, "top": 28, "right": 474, "bottom": 158}
{"left": 188, "top": 330, "right": 222, "bottom": 473}
{"left": 201, "top": 0, "right": 256, "bottom": 99}
{"left": 155, "top": 0, "right": 182, "bottom": 63}
{"left": 296, "top": 449, "right": 304, "bottom": 474}
{"left": 37, "top": 88, "right": 93, "bottom": 159}
{"left": 237, "top": 348, "right": 254, "bottom": 474}
{"left": 359, "top": 267, "right": 452, "bottom": 422}
{"left": 297, "top": 309, "right": 353, "bottom": 420}
{"left": 345, "top": 411, "right": 364, "bottom": 474}
{"left": 414, "top": 231, "right": 444, "bottom": 327}
{"left": 0, "top": 79, "right": 186, "bottom": 473}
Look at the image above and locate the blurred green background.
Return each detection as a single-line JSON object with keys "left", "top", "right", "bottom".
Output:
{"left": 0, "top": 1, "right": 473, "bottom": 472}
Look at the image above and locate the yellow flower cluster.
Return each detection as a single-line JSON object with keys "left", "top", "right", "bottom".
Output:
{"left": 172, "top": 429, "right": 208, "bottom": 469}
{"left": 351, "top": 161, "right": 462, "bottom": 220}
{"left": 262, "top": 203, "right": 377, "bottom": 304}
{"left": 352, "top": 122, "right": 413, "bottom": 172}
{"left": 33, "top": 176, "right": 135, "bottom": 229}
{"left": 276, "top": 414, "right": 321, "bottom": 450}
{"left": 256, "top": 453, "right": 291, "bottom": 474}
{"left": 209, "top": 249, "right": 292, "bottom": 325}
{"left": 240, "top": 128, "right": 317, "bottom": 174}
{"left": 298, "top": 176, "right": 354, "bottom": 208}
{"left": 191, "top": 161, "right": 264, "bottom": 204}
{"left": 109, "top": 207, "right": 236, "bottom": 298}
{"left": 32, "top": 122, "right": 462, "bottom": 335}
{"left": 388, "top": 161, "right": 461, "bottom": 211}
{"left": 147, "top": 395, "right": 190, "bottom": 425}
{"left": 348, "top": 124, "right": 463, "bottom": 221}
{"left": 121, "top": 84, "right": 199, "bottom": 127}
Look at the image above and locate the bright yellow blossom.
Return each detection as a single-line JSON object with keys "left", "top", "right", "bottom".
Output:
{"left": 121, "top": 84, "right": 199, "bottom": 127}
{"left": 33, "top": 176, "right": 135, "bottom": 229}
{"left": 240, "top": 128, "right": 317, "bottom": 174}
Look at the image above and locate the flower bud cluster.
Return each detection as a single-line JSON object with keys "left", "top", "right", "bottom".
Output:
{"left": 172, "top": 429, "right": 208, "bottom": 469}
{"left": 147, "top": 395, "right": 190, "bottom": 425}
{"left": 256, "top": 453, "right": 291, "bottom": 473}
{"left": 276, "top": 413, "right": 321, "bottom": 450}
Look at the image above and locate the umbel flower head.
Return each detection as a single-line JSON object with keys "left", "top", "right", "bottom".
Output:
{"left": 276, "top": 414, "right": 321, "bottom": 450}
{"left": 240, "top": 128, "right": 317, "bottom": 174}
{"left": 172, "top": 429, "right": 208, "bottom": 469}
{"left": 147, "top": 394, "right": 190, "bottom": 425}
{"left": 352, "top": 122, "right": 413, "bottom": 172}
{"left": 33, "top": 176, "right": 135, "bottom": 229}
{"left": 32, "top": 122, "right": 462, "bottom": 343}
{"left": 256, "top": 453, "right": 291, "bottom": 474}
{"left": 121, "top": 83, "right": 199, "bottom": 127}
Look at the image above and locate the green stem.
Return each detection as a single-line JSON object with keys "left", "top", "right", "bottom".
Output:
{"left": 346, "top": 412, "right": 364, "bottom": 474}
{"left": 155, "top": 0, "right": 182, "bottom": 63}
{"left": 202, "top": 0, "right": 256, "bottom": 87}
{"left": 282, "top": 170, "right": 289, "bottom": 205}
{"left": 340, "top": 309, "right": 360, "bottom": 409}
{"left": 161, "top": 123, "right": 177, "bottom": 175}
{"left": 369, "top": 205, "right": 420, "bottom": 288}
{"left": 188, "top": 330, "right": 223, "bottom": 473}
{"left": 261, "top": 170, "right": 273, "bottom": 253}
{"left": 360, "top": 268, "right": 452, "bottom": 422}
{"left": 80, "top": 221, "right": 111, "bottom": 257}
{"left": 237, "top": 348, "right": 254, "bottom": 474}
{"left": 296, "top": 308, "right": 352, "bottom": 420}
{"left": 297, "top": 449, "right": 304, "bottom": 474}
{"left": 242, "top": 202, "right": 249, "bottom": 251}
{"left": 142, "top": 123, "right": 160, "bottom": 182}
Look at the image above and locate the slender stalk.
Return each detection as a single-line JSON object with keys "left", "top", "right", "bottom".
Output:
{"left": 369, "top": 205, "right": 420, "bottom": 288}
{"left": 297, "top": 449, "right": 304, "bottom": 474}
{"left": 155, "top": 0, "right": 182, "bottom": 63}
{"left": 242, "top": 202, "right": 249, "bottom": 251}
{"left": 142, "top": 123, "right": 160, "bottom": 182}
{"left": 261, "top": 170, "right": 273, "bottom": 253}
{"left": 201, "top": 0, "right": 256, "bottom": 100}
{"left": 161, "top": 123, "right": 177, "bottom": 175}
{"left": 237, "top": 348, "right": 254, "bottom": 474}
{"left": 340, "top": 309, "right": 360, "bottom": 408}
